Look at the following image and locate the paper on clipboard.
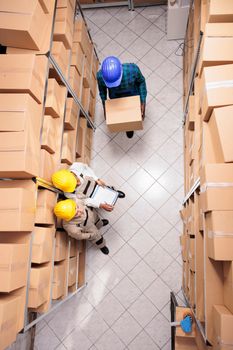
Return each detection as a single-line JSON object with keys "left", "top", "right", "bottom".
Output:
{"left": 91, "top": 186, "right": 118, "bottom": 206}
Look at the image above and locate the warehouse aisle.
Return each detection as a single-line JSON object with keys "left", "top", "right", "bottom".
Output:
{"left": 35, "top": 5, "right": 184, "bottom": 350}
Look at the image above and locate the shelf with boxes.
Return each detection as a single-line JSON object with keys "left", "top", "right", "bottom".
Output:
{"left": 181, "top": 1, "right": 233, "bottom": 349}
{"left": 0, "top": 0, "right": 99, "bottom": 347}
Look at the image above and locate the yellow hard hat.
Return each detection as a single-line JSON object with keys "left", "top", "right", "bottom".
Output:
{"left": 54, "top": 199, "right": 77, "bottom": 221}
{"left": 52, "top": 169, "right": 77, "bottom": 193}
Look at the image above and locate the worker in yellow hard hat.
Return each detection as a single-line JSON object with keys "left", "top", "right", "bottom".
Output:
{"left": 52, "top": 162, "right": 125, "bottom": 212}
{"left": 54, "top": 198, "right": 109, "bottom": 255}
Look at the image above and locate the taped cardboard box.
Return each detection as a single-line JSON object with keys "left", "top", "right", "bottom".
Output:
{"left": 64, "top": 98, "right": 79, "bottom": 130}
{"left": 51, "top": 41, "right": 70, "bottom": 79}
{"left": 0, "top": 0, "right": 49, "bottom": 50}
{"left": 61, "top": 130, "right": 77, "bottom": 165}
{"left": 28, "top": 265, "right": 50, "bottom": 308}
{"left": 90, "top": 72, "right": 97, "bottom": 98}
{"left": 200, "top": 123, "right": 217, "bottom": 166}
{"left": 175, "top": 338, "right": 198, "bottom": 350}
{"left": 57, "top": 0, "right": 76, "bottom": 10}
{"left": 55, "top": 231, "right": 68, "bottom": 262}
{"left": 69, "top": 67, "right": 82, "bottom": 99}
{"left": 68, "top": 257, "right": 77, "bottom": 286}
{"left": 52, "top": 262, "right": 66, "bottom": 299}
{"left": 0, "top": 94, "right": 42, "bottom": 178}
{"left": 89, "top": 94, "right": 96, "bottom": 118}
{"left": 0, "top": 244, "right": 28, "bottom": 292}
{"left": 35, "top": 189, "right": 57, "bottom": 225}
{"left": 188, "top": 95, "right": 195, "bottom": 131}
{"left": 83, "top": 58, "right": 92, "bottom": 88}
{"left": 45, "top": 79, "right": 67, "bottom": 118}
{"left": 71, "top": 42, "right": 84, "bottom": 76}
{"left": 92, "top": 52, "right": 99, "bottom": 76}
{"left": 188, "top": 236, "right": 195, "bottom": 272}
{"left": 32, "top": 226, "right": 55, "bottom": 264}
{"left": 39, "top": 149, "right": 58, "bottom": 182}
{"left": 199, "top": 37, "right": 233, "bottom": 76}
{"left": 0, "top": 54, "right": 47, "bottom": 104}
{"left": 41, "top": 115, "right": 58, "bottom": 154}
{"left": 106, "top": 96, "right": 143, "bottom": 133}
{"left": 54, "top": 4, "right": 74, "bottom": 49}
{"left": 223, "top": 262, "right": 233, "bottom": 314}
{"left": 207, "top": 0, "right": 233, "bottom": 23}
{"left": 213, "top": 305, "right": 233, "bottom": 349}
{"left": 0, "top": 187, "right": 36, "bottom": 232}
{"left": 180, "top": 234, "right": 188, "bottom": 262}
{"left": 0, "top": 294, "right": 21, "bottom": 350}
{"left": 76, "top": 126, "right": 83, "bottom": 158}
{"left": 175, "top": 307, "right": 196, "bottom": 338}
{"left": 209, "top": 106, "right": 233, "bottom": 163}
{"left": 200, "top": 64, "right": 233, "bottom": 121}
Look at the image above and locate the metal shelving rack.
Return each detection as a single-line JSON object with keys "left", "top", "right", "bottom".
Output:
{"left": 0, "top": 0, "right": 99, "bottom": 338}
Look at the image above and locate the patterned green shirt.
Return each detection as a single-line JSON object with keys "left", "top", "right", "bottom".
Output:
{"left": 97, "top": 63, "right": 147, "bottom": 104}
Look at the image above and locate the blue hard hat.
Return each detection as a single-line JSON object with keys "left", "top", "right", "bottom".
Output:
{"left": 101, "top": 56, "right": 123, "bottom": 88}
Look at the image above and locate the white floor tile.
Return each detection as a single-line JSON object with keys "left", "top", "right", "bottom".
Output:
{"left": 128, "top": 294, "right": 158, "bottom": 327}
{"left": 95, "top": 292, "right": 125, "bottom": 326}
{"left": 35, "top": 324, "right": 60, "bottom": 350}
{"left": 128, "top": 227, "right": 156, "bottom": 257}
{"left": 112, "top": 311, "right": 142, "bottom": 346}
{"left": 128, "top": 197, "right": 155, "bottom": 225}
{"left": 112, "top": 276, "right": 141, "bottom": 309}
{"left": 63, "top": 326, "right": 93, "bottom": 350}
{"left": 128, "top": 37, "right": 152, "bottom": 60}
{"left": 102, "top": 17, "right": 124, "bottom": 38}
{"left": 95, "top": 329, "right": 125, "bottom": 350}
{"left": 104, "top": 227, "right": 126, "bottom": 256}
{"left": 112, "top": 243, "right": 141, "bottom": 274}
{"left": 112, "top": 212, "right": 141, "bottom": 241}
{"left": 115, "top": 27, "right": 138, "bottom": 49}
{"left": 144, "top": 278, "right": 171, "bottom": 311}
{"left": 127, "top": 168, "right": 155, "bottom": 195}
{"left": 141, "top": 125, "right": 168, "bottom": 151}
{"left": 128, "top": 330, "right": 159, "bottom": 350}
{"left": 83, "top": 275, "right": 109, "bottom": 307}
{"left": 128, "top": 260, "right": 157, "bottom": 291}
{"left": 143, "top": 182, "right": 170, "bottom": 211}
{"left": 141, "top": 24, "right": 165, "bottom": 47}
{"left": 79, "top": 310, "right": 109, "bottom": 344}
{"left": 145, "top": 313, "right": 170, "bottom": 348}
{"left": 127, "top": 14, "right": 151, "bottom": 36}
{"left": 141, "top": 48, "right": 165, "bottom": 71}
{"left": 113, "top": 154, "right": 140, "bottom": 180}
{"left": 144, "top": 244, "right": 173, "bottom": 275}
{"left": 144, "top": 212, "right": 172, "bottom": 242}
{"left": 158, "top": 167, "right": 183, "bottom": 194}
{"left": 96, "top": 258, "right": 125, "bottom": 290}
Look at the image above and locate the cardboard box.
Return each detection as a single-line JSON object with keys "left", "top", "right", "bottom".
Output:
{"left": 200, "top": 188, "right": 233, "bottom": 212}
{"left": 57, "top": 0, "right": 76, "bottom": 10}
{"left": 213, "top": 305, "right": 233, "bottom": 348}
{"left": 223, "top": 262, "right": 233, "bottom": 314}
{"left": 205, "top": 211, "right": 233, "bottom": 261}
{"left": 92, "top": 52, "right": 99, "bottom": 76}
{"left": 0, "top": 54, "right": 47, "bottom": 104}
{"left": 41, "top": 115, "right": 58, "bottom": 154}
{"left": 54, "top": 4, "right": 74, "bottom": 49}
{"left": 64, "top": 98, "right": 79, "bottom": 130}
{"left": 52, "top": 263, "right": 66, "bottom": 299}
{"left": 201, "top": 123, "right": 218, "bottom": 166}
{"left": 39, "top": 149, "right": 59, "bottom": 182}
{"left": 200, "top": 164, "right": 233, "bottom": 186}
{"left": 0, "top": 185, "right": 36, "bottom": 232}
{"left": 69, "top": 67, "right": 82, "bottom": 99}
{"left": 73, "top": 18, "right": 92, "bottom": 63}
{"left": 45, "top": 79, "right": 66, "bottom": 118}
{"left": 106, "top": 96, "right": 143, "bottom": 132}
{"left": 0, "top": 244, "right": 28, "bottom": 292}
{"left": 82, "top": 87, "right": 91, "bottom": 113}
{"left": 68, "top": 257, "right": 77, "bottom": 286}
{"left": 39, "top": 0, "right": 55, "bottom": 13}
{"left": 83, "top": 59, "right": 92, "bottom": 88}
{"left": 32, "top": 226, "right": 55, "bottom": 264}
{"left": 200, "top": 64, "right": 233, "bottom": 121}
{"left": 0, "top": 94, "right": 42, "bottom": 178}
{"left": 28, "top": 265, "right": 50, "bottom": 308}
{"left": 0, "top": 294, "right": 21, "bottom": 350}
{"left": 61, "top": 130, "right": 77, "bottom": 165}
{"left": 188, "top": 96, "right": 195, "bottom": 131}
{"left": 71, "top": 42, "right": 84, "bottom": 76}
{"left": 188, "top": 237, "right": 195, "bottom": 272}
{"left": 70, "top": 238, "right": 77, "bottom": 257}
{"left": 175, "top": 338, "right": 198, "bottom": 350}
{"left": 55, "top": 231, "right": 68, "bottom": 261}
{"left": 199, "top": 37, "right": 233, "bottom": 75}
{"left": 0, "top": 0, "right": 49, "bottom": 50}
{"left": 51, "top": 41, "right": 70, "bottom": 79}
{"left": 89, "top": 94, "right": 96, "bottom": 118}
{"left": 207, "top": 0, "right": 233, "bottom": 23}
{"left": 35, "top": 189, "right": 57, "bottom": 225}
{"left": 209, "top": 106, "right": 233, "bottom": 163}
{"left": 76, "top": 126, "right": 83, "bottom": 158}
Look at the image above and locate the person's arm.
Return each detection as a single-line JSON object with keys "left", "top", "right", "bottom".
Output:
{"left": 62, "top": 222, "right": 91, "bottom": 240}
{"left": 85, "top": 197, "right": 114, "bottom": 211}
{"left": 135, "top": 65, "right": 147, "bottom": 119}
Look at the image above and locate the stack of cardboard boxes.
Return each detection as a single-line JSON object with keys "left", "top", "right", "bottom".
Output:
{"left": 0, "top": 1, "right": 98, "bottom": 348}
{"left": 181, "top": 1, "right": 233, "bottom": 349}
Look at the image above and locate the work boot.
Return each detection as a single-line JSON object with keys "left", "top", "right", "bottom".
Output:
{"left": 117, "top": 190, "right": 125, "bottom": 198}
{"left": 101, "top": 219, "right": 109, "bottom": 227}
{"left": 126, "top": 131, "right": 134, "bottom": 138}
{"left": 100, "top": 246, "right": 109, "bottom": 255}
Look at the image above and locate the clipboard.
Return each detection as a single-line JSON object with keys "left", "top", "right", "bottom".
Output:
{"left": 91, "top": 186, "right": 119, "bottom": 206}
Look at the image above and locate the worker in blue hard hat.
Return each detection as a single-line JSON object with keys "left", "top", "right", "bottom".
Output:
{"left": 97, "top": 56, "right": 147, "bottom": 139}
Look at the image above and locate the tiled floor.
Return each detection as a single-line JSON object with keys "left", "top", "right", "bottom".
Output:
{"left": 35, "top": 5, "right": 186, "bottom": 350}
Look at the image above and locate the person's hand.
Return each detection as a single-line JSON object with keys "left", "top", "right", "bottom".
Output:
{"left": 100, "top": 203, "right": 114, "bottom": 212}
{"left": 97, "top": 179, "right": 106, "bottom": 187}
{"left": 141, "top": 103, "right": 145, "bottom": 120}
